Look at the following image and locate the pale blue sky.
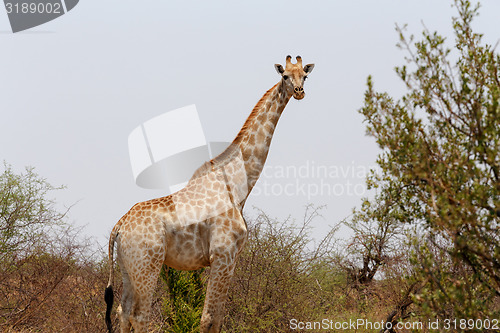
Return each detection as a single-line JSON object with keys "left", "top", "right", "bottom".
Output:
{"left": 1, "top": 1, "right": 499, "bottom": 247}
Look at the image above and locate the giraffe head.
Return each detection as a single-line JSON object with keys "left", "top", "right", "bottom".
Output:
{"left": 274, "top": 55, "right": 314, "bottom": 100}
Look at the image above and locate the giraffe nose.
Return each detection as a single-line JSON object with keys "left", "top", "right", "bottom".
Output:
{"left": 293, "top": 86, "right": 305, "bottom": 100}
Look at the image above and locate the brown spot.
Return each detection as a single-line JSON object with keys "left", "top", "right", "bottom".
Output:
{"left": 247, "top": 134, "right": 256, "bottom": 145}
{"left": 257, "top": 128, "right": 266, "bottom": 142}
{"left": 233, "top": 83, "right": 279, "bottom": 144}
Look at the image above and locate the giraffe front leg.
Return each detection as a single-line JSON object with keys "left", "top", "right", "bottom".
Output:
{"left": 200, "top": 257, "right": 236, "bottom": 333}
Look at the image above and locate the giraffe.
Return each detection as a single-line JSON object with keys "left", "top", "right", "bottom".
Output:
{"left": 104, "top": 55, "right": 314, "bottom": 333}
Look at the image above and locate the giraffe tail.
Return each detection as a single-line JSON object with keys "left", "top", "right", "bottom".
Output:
{"left": 104, "top": 286, "right": 113, "bottom": 332}
{"left": 105, "top": 225, "right": 119, "bottom": 333}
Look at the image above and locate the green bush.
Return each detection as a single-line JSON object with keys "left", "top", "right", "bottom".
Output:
{"left": 358, "top": 0, "right": 500, "bottom": 326}
{"left": 160, "top": 267, "right": 206, "bottom": 333}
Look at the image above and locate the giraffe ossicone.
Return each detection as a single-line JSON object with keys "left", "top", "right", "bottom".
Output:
{"left": 105, "top": 55, "right": 314, "bottom": 333}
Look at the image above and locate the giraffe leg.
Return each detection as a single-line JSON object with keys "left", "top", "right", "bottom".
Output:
{"left": 117, "top": 268, "right": 133, "bottom": 333}
{"left": 116, "top": 237, "right": 165, "bottom": 333}
{"left": 200, "top": 257, "right": 236, "bottom": 333}
{"left": 128, "top": 253, "right": 164, "bottom": 332}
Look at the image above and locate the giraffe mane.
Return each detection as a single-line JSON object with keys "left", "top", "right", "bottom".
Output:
{"left": 189, "top": 82, "right": 280, "bottom": 181}
{"left": 189, "top": 144, "right": 241, "bottom": 180}
{"left": 233, "top": 82, "right": 279, "bottom": 144}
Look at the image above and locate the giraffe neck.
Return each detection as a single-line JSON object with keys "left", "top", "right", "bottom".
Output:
{"left": 232, "top": 79, "right": 293, "bottom": 194}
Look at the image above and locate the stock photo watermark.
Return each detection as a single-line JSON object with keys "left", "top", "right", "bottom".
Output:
{"left": 128, "top": 105, "right": 231, "bottom": 193}
{"left": 128, "top": 104, "right": 375, "bottom": 201}
{"left": 252, "top": 161, "right": 374, "bottom": 200}
{"left": 128, "top": 104, "right": 374, "bottom": 200}
{"left": 289, "top": 317, "right": 500, "bottom": 331}
{"left": 3, "top": 0, "right": 79, "bottom": 33}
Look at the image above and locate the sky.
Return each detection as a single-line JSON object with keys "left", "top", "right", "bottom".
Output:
{"left": 1, "top": 0, "right": 500, "bottom": 249}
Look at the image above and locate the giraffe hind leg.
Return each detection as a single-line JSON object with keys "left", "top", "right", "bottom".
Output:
{"left": 122, "top": 250, "right": 165, "bottom": 332}
{"left": 118, "top": 261, "right": 133, "bottom": 333}
{"left": 127, "top": 269, "right": 162, "bottom": 332}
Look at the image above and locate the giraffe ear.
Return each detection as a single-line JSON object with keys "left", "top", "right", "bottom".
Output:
{"left": 304, "top": 64, "right": 315, "bottom": 74}
{"left": 274, "top": 64, "right": 285, "bottom": 75}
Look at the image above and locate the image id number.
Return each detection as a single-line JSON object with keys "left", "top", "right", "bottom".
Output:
{"left": 5, "top": 2, "right": 62, "bottom": 14}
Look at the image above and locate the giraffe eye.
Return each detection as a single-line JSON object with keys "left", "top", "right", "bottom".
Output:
{"left": 282, "top": 75, "right": 289, "bottom": 80}
{"left": 304, "top": 76, "right": 308, "bottom": 81}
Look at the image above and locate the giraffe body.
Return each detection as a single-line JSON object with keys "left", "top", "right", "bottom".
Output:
{"left": 105, "top": 56, "right": 314, "bottom": 333}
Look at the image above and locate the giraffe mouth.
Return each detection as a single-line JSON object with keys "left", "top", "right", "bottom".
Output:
{"left": 293, "top": 92, "right": 305, "bottom": 100}
{"left": 293, "top": 86, "right": 305, "bottom": 100}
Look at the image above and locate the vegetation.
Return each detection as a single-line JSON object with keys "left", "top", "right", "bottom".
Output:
{"left": 223, "top": 206, "right": 338, "bottom": 332}
{"left": 160, "top": 266, "right": 206, "bottom": 332}
{"left": 359, "top": 0, "right": 499, "bottom": 327}
{"left": 0, "top": 164, "right": 108, "bottom": 332}
{"left": 1, "top": 1, "right": 498, "bottom": 332}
